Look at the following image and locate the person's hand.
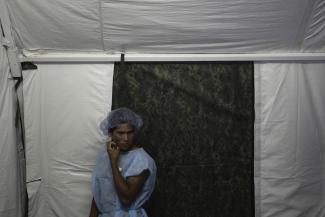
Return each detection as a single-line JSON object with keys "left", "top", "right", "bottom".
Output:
{"left": 107, "top": 141, "right": 120, "bottom": 163}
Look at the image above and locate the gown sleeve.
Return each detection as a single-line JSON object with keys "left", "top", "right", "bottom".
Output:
{"left": 124, "top": 151, "right": 152, "bottom": 178}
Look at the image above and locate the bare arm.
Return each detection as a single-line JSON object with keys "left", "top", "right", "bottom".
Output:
{"left": 111, "top": 160, "right": 149, "bottom": 206}
{"left": 89, "top": 197, "right": 98, "bottom": 217}
{"left": 107, "top": 142, "right": 149, "bottom": 207}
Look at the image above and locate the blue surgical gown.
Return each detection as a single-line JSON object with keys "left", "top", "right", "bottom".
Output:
{"left": 91, "top": 146, "right": 157, "bottom": 217}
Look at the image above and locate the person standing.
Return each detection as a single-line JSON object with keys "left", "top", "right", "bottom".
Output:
{"left": 89, "top": 108, "right": 156, "bottom": 217}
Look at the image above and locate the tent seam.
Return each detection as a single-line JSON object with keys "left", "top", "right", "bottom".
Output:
{"left": 294, "top": 65, "right": 300, "bottom": 178}
{"left": 98, "top": 0, "right": 105, "bottom": 51}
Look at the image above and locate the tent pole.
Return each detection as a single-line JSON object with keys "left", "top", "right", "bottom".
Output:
{"left": 20, "top": 53, "right": 325, "bottom": 63}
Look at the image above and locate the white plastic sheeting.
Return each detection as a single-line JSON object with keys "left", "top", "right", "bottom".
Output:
{"left": 0, "top": 31, "right": 23, "bottom": 217}
{"left": 15, "top": 60, "right": 325, "bottom": 217}
{"left": 6, "top": 0, "right": 325, "bottom": 54}
{"left": 255, "top": 62, "right": 325, "bottom": 217}
{"left": 23, "top": 63, "right": 114, "bottom": 217}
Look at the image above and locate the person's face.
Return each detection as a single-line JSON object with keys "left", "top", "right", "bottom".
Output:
{"left": 110, "top": 123, "right": 135, "bottom": 151}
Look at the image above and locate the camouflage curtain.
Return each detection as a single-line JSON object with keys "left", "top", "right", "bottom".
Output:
{"left": 112, "top": 62, "right": 254, "bottom": 217}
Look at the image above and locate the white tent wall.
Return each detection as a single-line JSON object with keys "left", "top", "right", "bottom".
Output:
{"left": 23, "top": 64, "right": 114, "bottom": 217}
{"left": 20, "top": 61, "right": 325, "bottom": 217}
{"left": 0, "top": 28, "right": 24, "bottom": 217}
{"left": 1, "top": 0, "right": 325, "bottom": 216}
{"left": 5, "top": 0, "right": 325, "bottom": 54}
{"left": 255, "top": 62, "right": 325, "bottom": 217}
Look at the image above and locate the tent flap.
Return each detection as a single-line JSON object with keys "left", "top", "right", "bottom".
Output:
{"left": 0, "top": 25, "right": 23, "bottom": 217}
{"left": 23, "top": 63, "right": 114, "bottom": 217}
{"left": 255, "top": 62, "right": 325, "bottom": 217}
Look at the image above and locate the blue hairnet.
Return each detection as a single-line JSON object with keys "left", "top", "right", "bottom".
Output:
{"left": 100, "top": 107, "right": 143, "bottom": 136}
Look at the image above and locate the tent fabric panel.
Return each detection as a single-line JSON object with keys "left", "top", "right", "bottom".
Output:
{"left": 6, "top": 0, "right": 103, "bottom": 50}
{"left": 0, "top": 32, "right": 23, "bottom": 217}
{"left": 254, "top": 62, "right": 325, "bottom": 217}
{"left": 101, "top": 0, "right": 308, "bottom": 53}
{"left": 5, "top": 0, "right": 324, "bottom": 53}
{"left": 23, "top": 63, "right": 114, "bottom": 217}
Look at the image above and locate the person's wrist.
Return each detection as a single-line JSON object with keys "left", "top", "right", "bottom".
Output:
{"left": 110, "top": 158, "right": 118, "bottom": 166}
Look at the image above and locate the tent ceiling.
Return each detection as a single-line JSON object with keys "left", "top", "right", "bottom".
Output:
{"left": 5, "top": 0, "right": 325, "bottom": 54}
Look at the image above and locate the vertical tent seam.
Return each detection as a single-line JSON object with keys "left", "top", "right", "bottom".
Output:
{"left": 98, "top": 0, "right": 105, "bottom": 51}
